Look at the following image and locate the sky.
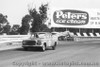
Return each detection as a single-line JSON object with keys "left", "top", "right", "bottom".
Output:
{"left": 0, "top": 0, "right": 100, "bottom": 26}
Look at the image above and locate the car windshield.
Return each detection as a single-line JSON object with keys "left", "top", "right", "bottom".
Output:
{"left": 30, "top": 33, "right": 46, "bottom": 38}
{"left": 38, "top": 33, "right": 46, "bottom": 38}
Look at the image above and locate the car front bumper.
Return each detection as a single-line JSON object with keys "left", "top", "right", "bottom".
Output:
{"left": 22, "top": 45, "right": 43, "bottom": 48}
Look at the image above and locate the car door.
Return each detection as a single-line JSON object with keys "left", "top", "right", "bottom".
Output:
{"left": 46, "top": 33, "right": 52, "bottom": 47}
{"left": 50, "top": 34, "right": 55, "bottom": 46}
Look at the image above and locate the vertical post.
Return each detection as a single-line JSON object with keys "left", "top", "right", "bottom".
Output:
{"left": 79, "top": 28, "right": 80, "bottom": 33}
{"left": 92, "top": 29, "right": 94, "bottom": 33}
{"left": 66, "top": 28, "right": 68, "bottom": 31}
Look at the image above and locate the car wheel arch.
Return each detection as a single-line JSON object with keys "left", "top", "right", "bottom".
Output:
{"left": 54, "top": 42, "right": 57, "bottom": 46}
{"left": 44, "top": 42, "right": 47, "bottom": 47}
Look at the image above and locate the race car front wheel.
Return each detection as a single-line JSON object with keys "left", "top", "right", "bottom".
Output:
{"left": 41, "top": 44, "right": 46, "bottom": 51}
{"left": 23, "top": 47, "right": 28, "bottom": 51}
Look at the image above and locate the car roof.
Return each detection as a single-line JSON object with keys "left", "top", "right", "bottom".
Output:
{"left": 35, "top": 32, "right": 50, "bottom": 34}
{"left": 35, "top": 32, "right": 49, "bottom": 33}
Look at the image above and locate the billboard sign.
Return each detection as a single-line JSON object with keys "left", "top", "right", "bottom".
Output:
{"left": 50, "top": 8, "right": 100, "bottom": 28}
{"left": 53, "top": 10, "right": 89, "bottom": 25}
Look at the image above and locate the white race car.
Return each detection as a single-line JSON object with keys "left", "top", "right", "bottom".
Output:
{"left": 22, "top": 32, "right": 58, "bottom": 51}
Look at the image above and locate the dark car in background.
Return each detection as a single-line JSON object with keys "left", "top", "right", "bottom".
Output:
{"left": 58, "top": 32, "right": 76, "bottom": 41}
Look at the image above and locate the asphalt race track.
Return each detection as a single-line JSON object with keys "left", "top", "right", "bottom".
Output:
{"left": 0, "top": 41, "right": 100, "bottom": 67}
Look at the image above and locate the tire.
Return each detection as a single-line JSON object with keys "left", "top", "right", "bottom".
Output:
{"left": 41, "top": 44, "right": 46, "bottom": 51}
{"left": 58, "top": 37, "right": 61, "bottom": 41}
{"left": 23, "top": 47, "right": 28, "bottom": 51}
{"left": 52, "top": 42, "right": 57, "bottom": 50}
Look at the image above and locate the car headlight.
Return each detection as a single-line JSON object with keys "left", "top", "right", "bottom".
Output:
{"left": 22, "top": 41, "right": 26, "bottom": 45}
{"left": 37, "top": 40, "right": 41, "bottom": 45}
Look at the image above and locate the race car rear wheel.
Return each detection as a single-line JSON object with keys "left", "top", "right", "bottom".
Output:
{"left": 52, "top": 42, "right": 57, "bottom": 50}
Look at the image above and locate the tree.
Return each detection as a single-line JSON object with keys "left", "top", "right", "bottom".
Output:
{"left": 0, "top": 13, "right": 7, "bottom": 24}
{"left": 29, "top": 8, "right": 42, "bottom": 32}
{"left": 3, "top": 23, "right": 11, "bottom": 34}
{"left": 0, "top": 24, "right": 3, "bottom": 34}
{"left": 19, "top": 15, "right": 32, "bottom": 35}
{"left": 9, "top": 24, "right": 20, "bottom": 35}
{"left": 39, "top": 3, "right": 48, "bottom": 23}
{"left": 39, "top": 24, "right": 51, "bottom": 32}
{"left": 0, "top": 13, "right": 9, "bottom": 34}
{"left": 29, "top": 3, "right": 50, "bottom": 32}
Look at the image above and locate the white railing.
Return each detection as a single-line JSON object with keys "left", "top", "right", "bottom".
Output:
{"left": 0, "top": 35, "right": 30, "bottom": 44}
{"left": 83, "top": 33, "right": 88, "bottom": 37}
{"left": 76, "top": 33, "right": 82, "bottom": 37}
{"left": 96, "top": 33, "right": 100, "bottom": 36}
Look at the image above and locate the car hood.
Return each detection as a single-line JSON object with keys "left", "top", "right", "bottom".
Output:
{"left": 23, "top": 38, "right": 44, "bottom": 41}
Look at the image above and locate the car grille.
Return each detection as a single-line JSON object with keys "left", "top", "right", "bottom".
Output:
{"left": 24, "top": 41, "right": 36, "bottom": 45}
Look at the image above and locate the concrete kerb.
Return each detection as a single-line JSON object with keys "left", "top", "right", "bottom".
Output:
{"left": 0, "top": 35, "right": 30, "bottom": 51}
{"left": 0, "top": 46, "right": 22, "bottom": 51}
{"left": 75, "top": 36, "right": 100, "bottom": 42}
{"left": 0, "top": 40, "right": 22, "bottom": 51}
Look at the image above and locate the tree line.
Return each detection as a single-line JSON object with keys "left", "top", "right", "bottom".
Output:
{"left": 0, "top": 3, "right": 51, "bottom": 35}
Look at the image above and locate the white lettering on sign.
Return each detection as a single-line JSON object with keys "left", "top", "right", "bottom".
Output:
{"left": 56, "top": 11, "right": 87, "bottom": 19}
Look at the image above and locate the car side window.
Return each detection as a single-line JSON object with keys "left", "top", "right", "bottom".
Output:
{"left": 34, "top": 33, "right": 39, "bottom": 38}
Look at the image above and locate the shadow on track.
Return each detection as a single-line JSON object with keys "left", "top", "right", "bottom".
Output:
{"left": 15, "top": 47, "right": 53, "bottom": 52}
